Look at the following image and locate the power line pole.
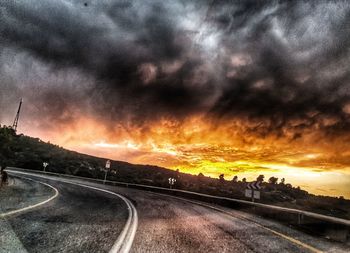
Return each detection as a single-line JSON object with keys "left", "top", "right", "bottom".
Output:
{"left": 12, "top": 98, "right": 23, "bottom": 132}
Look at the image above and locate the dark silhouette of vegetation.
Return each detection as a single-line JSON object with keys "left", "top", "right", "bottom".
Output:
{"left": 0, "top": 125, "right": 349, "bottom": 219}
{"left": 268, "top": 176, "right": 278, "bottom": 184}
{"left": 256, "top": 174, "right": 265, "bottom": 182}
{"left": 280, "top": 178, "right": 285, "bottom": 184}
{"left": 0, "top": 167, "right": 8, "bottom": 188}
{"left": 219, "top": 174, "right": 225, "bottom": 183}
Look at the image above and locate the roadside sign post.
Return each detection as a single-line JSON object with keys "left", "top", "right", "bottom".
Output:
{"left": 245, "top": 189, "right": 252, "bottom": 198}
{"left": 168, "top": 177, "right": 176, "bottom": 189}
{"left": 245, "top": 181, "right": 261, "bottom": 202}
{"left": 253, "top": 190, "right": 260, "bottom": 200}
{"left": 43, "top": 162, "right": 49, "bottom": 172}
{"left": 104, "top": 160, "right": 111, "bottom": 184}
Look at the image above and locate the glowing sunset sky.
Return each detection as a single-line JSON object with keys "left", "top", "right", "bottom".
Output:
{"left": 1, "top": 0, "right": 350, "bottom": 198}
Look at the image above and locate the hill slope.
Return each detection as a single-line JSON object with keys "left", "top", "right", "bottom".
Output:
{"left": 1, "top": 125, "right": 349, "bottom": 219}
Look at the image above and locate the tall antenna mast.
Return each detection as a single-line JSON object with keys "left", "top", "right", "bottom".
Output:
{"left": 12, "top": 98, "right": 23, "bottom": 132}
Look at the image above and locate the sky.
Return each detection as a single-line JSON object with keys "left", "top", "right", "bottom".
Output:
{"left": 1, "top": 0, "right": 350, "bottom": 198}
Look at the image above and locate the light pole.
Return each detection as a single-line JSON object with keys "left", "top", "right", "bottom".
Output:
{"left": 168, "top": 177, "right": 176, "bottom": 189}
{"left": 104, "top": 160, "right": 111, "bottom": 184}
{"left": 43, "top": 162, "right": 49, "bottom": 172}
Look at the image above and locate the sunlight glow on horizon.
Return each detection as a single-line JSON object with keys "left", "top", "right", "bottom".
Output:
{"left": 16, "top": 115, "right": 350, "bottom": 199}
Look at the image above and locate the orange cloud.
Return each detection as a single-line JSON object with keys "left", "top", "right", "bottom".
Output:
{"left": 20, "top": 114, "right": 350, "bottom": 198}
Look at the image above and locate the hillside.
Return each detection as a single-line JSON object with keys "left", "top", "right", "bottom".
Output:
{"left": 0, "top": 125, "right": 349, "bottom": 220}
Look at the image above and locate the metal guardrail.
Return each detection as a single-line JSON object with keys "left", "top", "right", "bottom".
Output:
{"left": 7, "top": 167, "right": 350, "bottom": 229}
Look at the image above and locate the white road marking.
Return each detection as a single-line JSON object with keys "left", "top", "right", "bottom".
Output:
{"left": 0, "top": 176, "right": 59, "bottom": 218}
{"left": 8, "top": 170, "right": 138, "bottom": 253}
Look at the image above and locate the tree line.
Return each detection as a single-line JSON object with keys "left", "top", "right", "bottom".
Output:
{"left": 218, "top": 173, "right": 291, "bottom": 187}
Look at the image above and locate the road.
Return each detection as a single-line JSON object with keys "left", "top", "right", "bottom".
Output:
{"left": 1, "top": 173, "right": 135, "bottom": 253}
{"left": 0, "top": 176, "right": 57, "bottom": 216}
{"left": 2, "top": 170, "right": 349, "bottom": 253}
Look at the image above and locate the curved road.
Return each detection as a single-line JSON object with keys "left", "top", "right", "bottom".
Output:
{"left": 2, "top": 171, "right": 349, "bottom": 253}
{"left": 1, "top": 174, "right": 133, "bottom": 253}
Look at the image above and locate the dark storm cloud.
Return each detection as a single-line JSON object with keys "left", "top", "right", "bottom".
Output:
{"left": 1, "top": 0, "right": 350, "bottom": 136}
{"left": 208, "top": 0, "right": 350, "bottom": 136}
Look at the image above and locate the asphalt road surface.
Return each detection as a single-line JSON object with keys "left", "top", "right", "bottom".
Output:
{"left": 1, "top": 174, "right": 130, "bottom": 253}
{"left": 2, "top": 171, "right": 349, "bottom": 253}
{"left": 0, "top": 176, "right": 55, "bottom": 215}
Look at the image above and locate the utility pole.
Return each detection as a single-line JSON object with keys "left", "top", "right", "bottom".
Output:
{"left": 12, "top": 98, "right": 23, "bottom": 132}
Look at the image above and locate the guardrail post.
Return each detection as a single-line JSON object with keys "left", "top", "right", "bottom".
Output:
{"left": 297, "top": 213, "right": 304, "bottom": 225}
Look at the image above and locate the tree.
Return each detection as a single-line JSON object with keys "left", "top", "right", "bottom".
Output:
{"left": 197, "top": 172, "right": 205, "bottom": 183}
{"left": 242, "top": 178, "right": 247, "bottom": 183}
{"left": 0, "top": 126, "right": 17, "bottom": 168}
{"left": 256, "top": 174, "right": 264, "bottom": 182}
{"left": 268, "top": 176, "right": 278, "bottom": 184}
{"left": 280, "top": 178, "right": 285, "bottom": 184}
{"left": 232, "top": 175, "right": 238, "bottom": 182}
{"left": 198, "top": 172, "right": 204, "bottom": 178}
{"left": 219, "top": 174, "right": 225, "bottom": 182}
